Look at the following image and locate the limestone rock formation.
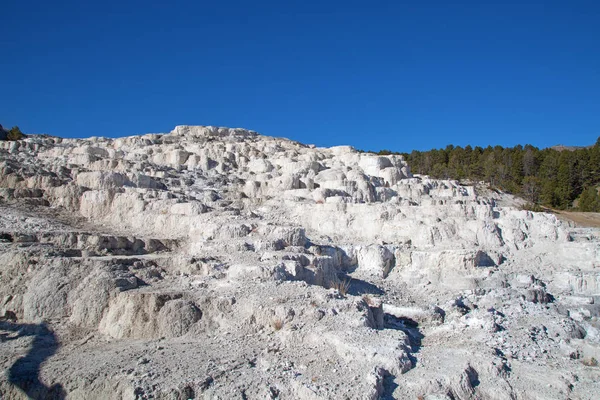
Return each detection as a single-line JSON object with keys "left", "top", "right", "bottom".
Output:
{"left": 0, "top": 126, "right": 599, "bottom": 399}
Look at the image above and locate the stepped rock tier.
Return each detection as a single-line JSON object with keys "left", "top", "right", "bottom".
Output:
{"left": 0, "top": 126, "right": 599, "bottom": 399}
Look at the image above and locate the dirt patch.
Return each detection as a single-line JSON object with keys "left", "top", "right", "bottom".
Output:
{"left": 556, "top": 211, "right": 600, "bottom": 228}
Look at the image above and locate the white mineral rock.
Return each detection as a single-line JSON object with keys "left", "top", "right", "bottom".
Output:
{"left": 0, "top": 126, "right": 598, "bottom": 399}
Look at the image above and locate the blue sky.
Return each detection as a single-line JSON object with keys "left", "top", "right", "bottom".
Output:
{"left": 1, "top": 1, "right": 599, "bottom": 151}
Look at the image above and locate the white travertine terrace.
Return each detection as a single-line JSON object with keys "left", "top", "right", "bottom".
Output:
{"left": 0, "top": 126, "right": 598, "bottom": 399}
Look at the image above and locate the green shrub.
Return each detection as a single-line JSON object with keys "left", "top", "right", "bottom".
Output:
{"left": 7, "top": 126, "right": 24, "bottom": 141}
{"left": 578, "top": 186, "right": 600, "bottom": 212}
{"left": 520, "top": 202, "right": 544, "bottom": 212}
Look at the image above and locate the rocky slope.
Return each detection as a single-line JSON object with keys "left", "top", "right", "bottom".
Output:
{"left": 0, "top": 126, "right": 599, "bottom": 399}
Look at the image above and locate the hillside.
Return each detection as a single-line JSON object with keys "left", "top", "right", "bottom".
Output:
{"left": 0, "top": 126, "right": 599, "bottom": 399}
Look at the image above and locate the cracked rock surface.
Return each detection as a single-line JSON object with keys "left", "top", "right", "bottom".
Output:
{"left": 0, "top": 125, "right": 599, "bottom": 399}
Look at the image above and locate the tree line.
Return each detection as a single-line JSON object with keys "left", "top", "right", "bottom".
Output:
{"left": 371, "top": 137, "right": 600, "bottom": 212}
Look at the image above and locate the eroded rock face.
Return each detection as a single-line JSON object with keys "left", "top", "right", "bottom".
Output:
{"left": 0, "top": 126, "right": 599, "bottom": 399}
{"left": 98, "top": 293, "right": 201, "bottom": 339}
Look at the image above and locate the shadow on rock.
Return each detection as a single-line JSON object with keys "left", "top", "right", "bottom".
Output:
{"left": 383, "top": 314, "right": 425, "bottom": 367}
{"left": 0, "top": 320, "right": 66, "bottom": 399}
{"left": 380, "top": 372, "right": 399, "bottom": 400}
{"left": 346, "top": 277, "right": 385, "bottom": 296}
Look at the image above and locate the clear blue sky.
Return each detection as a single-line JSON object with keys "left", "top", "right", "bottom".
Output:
{"left": 1, "top": 1, "right": 599, "bottom": 151}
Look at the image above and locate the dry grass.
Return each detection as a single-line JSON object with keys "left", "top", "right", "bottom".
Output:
{"left": 557, "top": 211, "right": 600, "bottom": 228}
{"left": 329, "top": 278, "right": 351, "bottom": 296}
{"left": 271, "top": 317, "right": 284, "bottom": 331}
{"left": 582, "top": 357, "right": 598, "bottom": 367}
{"left": 362, "top": 294, "right": 375, "bottom": 306}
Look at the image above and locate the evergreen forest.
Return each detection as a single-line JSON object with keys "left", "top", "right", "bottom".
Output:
{"left": 374, "top": 138, "right": 600, "bottom": 212}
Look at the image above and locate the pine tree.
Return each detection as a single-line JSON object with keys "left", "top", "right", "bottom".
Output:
{"left": 7, "top": 126, "right": 24, "bottom": 141}
{"left": 578, "top": 186, "right": 600, "bottom": 212}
